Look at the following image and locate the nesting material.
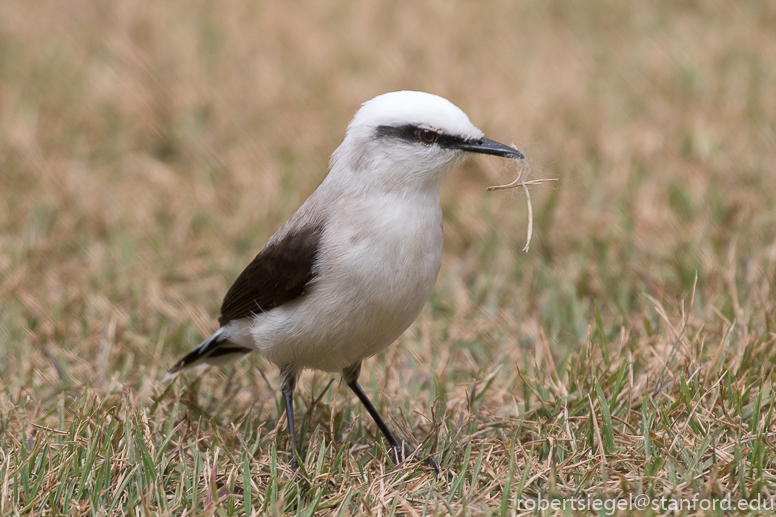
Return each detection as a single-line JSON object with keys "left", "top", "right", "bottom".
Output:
{"left": 487, "top": 159, "right": 558, "bottom": 252}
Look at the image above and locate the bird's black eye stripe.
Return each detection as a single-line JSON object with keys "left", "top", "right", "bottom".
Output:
{"left": 375, "top": 124, "right": 470, "bottom": 148}
{"left": 436, "top": 133, "right": 473, "bottom": 149}
{"left": 375, "top": 124, "right": 429, "bottom": 143}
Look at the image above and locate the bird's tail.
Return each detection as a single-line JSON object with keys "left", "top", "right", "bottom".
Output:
{"left": 164, "top": 327, "right": 252, "bottom": 382}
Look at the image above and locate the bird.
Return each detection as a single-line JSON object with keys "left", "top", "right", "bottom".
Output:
{"left": 167, "top": 90, "right": 524, "bottom": 470}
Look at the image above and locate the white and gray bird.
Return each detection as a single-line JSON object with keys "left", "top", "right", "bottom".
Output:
{"left": 168, "top": 90, "right": 523, "bottom": 469}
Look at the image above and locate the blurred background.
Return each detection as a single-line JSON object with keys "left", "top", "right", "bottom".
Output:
{"left": 1, "top": 0, "right": 775, "bottom": 416}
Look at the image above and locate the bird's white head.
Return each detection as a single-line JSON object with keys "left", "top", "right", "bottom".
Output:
{"left": 329, "top": 91, "right": 523, "bottom": 194}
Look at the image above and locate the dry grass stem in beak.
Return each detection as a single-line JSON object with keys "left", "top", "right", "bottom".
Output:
{"left": 486, "top": 159, "right": 558, "bottom": 252}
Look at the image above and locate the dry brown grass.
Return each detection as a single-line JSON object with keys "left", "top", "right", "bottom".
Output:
{"left": 2, "top": 0, "right": 776, "bottom": 515}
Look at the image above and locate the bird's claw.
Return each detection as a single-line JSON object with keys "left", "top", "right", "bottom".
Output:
{"left": 423, "top": 455, "right": 440, "bottom": 474}
{"left": 389, "top": 443, "right": 408, "bottom": 464}
{"left": 390, "top": 445, "right": 440, "bottom": 475}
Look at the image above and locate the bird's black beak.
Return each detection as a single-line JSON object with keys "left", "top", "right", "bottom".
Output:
{"left": 451, "top": 138, "right": 524, "bottom": 160}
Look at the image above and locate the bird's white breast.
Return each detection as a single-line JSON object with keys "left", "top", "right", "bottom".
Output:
{"left": 243, "top": 190, "right": 443, "bottom": 372}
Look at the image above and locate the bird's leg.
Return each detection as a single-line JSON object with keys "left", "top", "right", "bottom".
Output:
{"left": 279, "top": 365, "right": 299, "bottom": 471}
{"left": 343, "top": 362, "right": 438, "bottom": 473}
{"left": 342, "top": 362, "right": 404, "bottom": 461}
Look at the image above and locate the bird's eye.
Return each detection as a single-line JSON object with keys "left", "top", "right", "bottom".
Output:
{"left": 418, "top": 129, "right": 438, "bottom": 144}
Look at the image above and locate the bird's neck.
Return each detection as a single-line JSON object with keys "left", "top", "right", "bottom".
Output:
{"left": 327, "top": 155, "right": 455, "bottom": 199}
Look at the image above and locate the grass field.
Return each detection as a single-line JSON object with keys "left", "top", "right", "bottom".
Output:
{"left": 2, "top": 0, "right": 776, "bottom": 515}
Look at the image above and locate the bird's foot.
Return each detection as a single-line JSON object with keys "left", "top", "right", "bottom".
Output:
{"left": 389, "top": 443, "right": 408, "bottom": 464}
{"left": 390, "top": 444, "right": 440, "bottom": 475}
{"left": 422, "top": 455, "right": 440, "bottom": 474}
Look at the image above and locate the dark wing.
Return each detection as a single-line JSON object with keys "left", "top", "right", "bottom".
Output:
{"left": 218, "top": 224, "right": 323, "bottom": 326}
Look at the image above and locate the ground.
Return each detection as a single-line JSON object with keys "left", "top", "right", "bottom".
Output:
{"left": 1, "top": 1, "right": 776, "bottom": 515}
